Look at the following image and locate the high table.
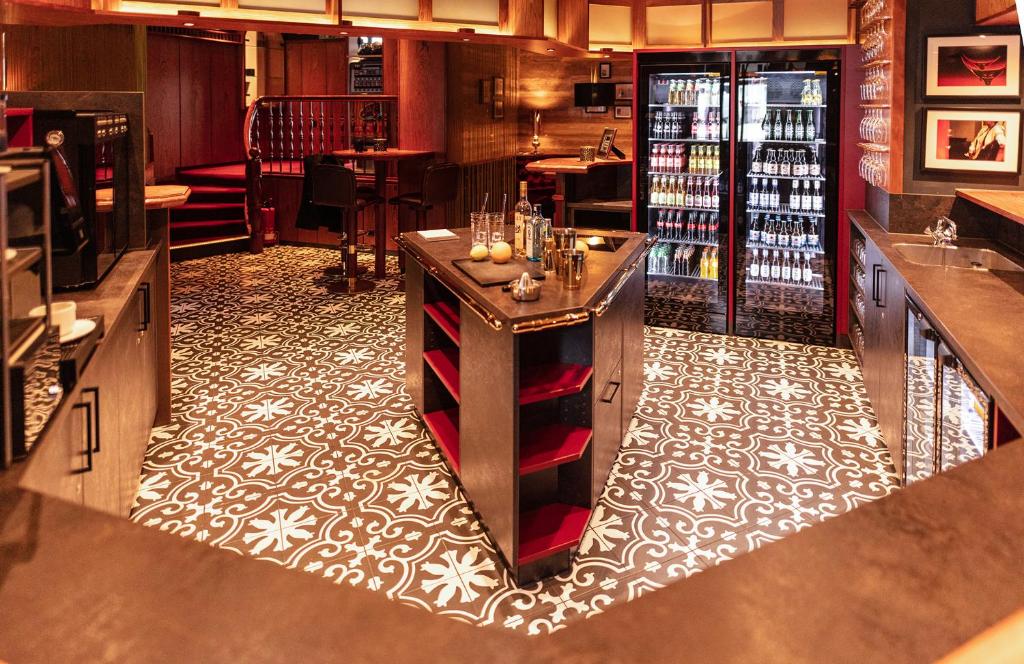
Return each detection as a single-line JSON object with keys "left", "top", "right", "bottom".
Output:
{"left": 397, "top": 228, "right": 654, "bottom": 584}
{"left": 525, "top": 157, "right": 633, "bottom": 228}
{"left": 332, "top": 149, "right": 433, "bottom": 278}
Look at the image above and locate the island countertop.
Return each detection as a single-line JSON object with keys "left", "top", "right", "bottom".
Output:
{"left": 397, "top": 228, "right": 652, "bottom": 329}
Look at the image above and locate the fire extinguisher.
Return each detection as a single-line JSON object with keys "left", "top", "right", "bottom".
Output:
{"left": 261, "top": 197, "right": 278, "bottom": 247}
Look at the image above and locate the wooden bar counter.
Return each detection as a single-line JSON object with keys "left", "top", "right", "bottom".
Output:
{"left": 398, "top": 228, "right": 653, "bottom": 583}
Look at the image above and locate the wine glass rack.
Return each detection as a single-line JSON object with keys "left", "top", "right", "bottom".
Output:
{"left": 855, "top": 0, "right": 905, "bottom": 193}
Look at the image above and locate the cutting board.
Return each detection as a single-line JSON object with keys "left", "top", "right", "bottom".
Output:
{"left": 452, "top": 258, "right": 547, "bottom": 287}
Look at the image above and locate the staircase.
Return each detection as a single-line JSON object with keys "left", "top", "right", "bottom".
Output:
{"left": 171, "top": 163, "right": 250, "bottom": 259}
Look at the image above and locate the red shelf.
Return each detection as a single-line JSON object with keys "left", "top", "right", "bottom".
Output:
{"left": 517, "top": 503, "right": 591, "bottom": 566}
{"left": 422, "top": 408, "right": 460, "bottom": 473}
{"left": 423, "top": 348, "right": 460, "bottom": 403}
{"left": 424, "top": 300, "right": 460, "bottom": 346}
{"left": 519, "top": 363, "right": 593, "bottom": 405}
{"left": 519, "top": 425, "right": 593, "bottom": 476}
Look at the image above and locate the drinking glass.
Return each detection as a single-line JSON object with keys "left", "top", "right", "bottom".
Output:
{"left": 487, "top": 212, "right": 506, "bottom": 247}
{"left": 470, "top": 212, "right": 490, "bottom": 248}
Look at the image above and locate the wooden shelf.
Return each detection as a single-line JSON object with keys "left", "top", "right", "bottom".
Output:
{"left": 424, "top": 300, "right": 460, "bottom": 346}
{"left": 519, "top": 363, "right": 593, "bottom": 406}
{"left": 423, "top": 408, "right": 460, "bottom": 473}
{"left": 517, "top": 503, "right": 591, "bottom": 566}
{"left": 519, "top": 425, "right": 593, "bottom": 476}
{"left": 423, "top": 348, "right": 460, "bottom": 403}
{"left": 4, "top": 246, "right": 42, "bottom": 275}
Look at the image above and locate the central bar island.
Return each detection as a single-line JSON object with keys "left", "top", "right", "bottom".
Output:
{"left": 398, "top": 228, "right": 653, "bottom": 584}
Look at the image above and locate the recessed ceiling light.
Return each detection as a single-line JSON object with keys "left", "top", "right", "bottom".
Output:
{"left": 546, "top": 48, "right": 555, "bottom": 52}
{"left": 184, "top": 21, "right": 194, "bottom": 26}
{"left": 463, "top": 38, "right": 470, "bottom": 41}
{"left": 340, "top": 31, "right": 348, "bottom": 35}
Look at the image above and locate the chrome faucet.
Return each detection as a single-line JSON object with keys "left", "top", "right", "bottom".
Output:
{"left": 925, "top": 216, "right": 958, "bottom": 247}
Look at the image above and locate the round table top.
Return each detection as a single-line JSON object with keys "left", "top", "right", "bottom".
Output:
{"left": 96, "top": 185, "right": 191, "bottom": 212}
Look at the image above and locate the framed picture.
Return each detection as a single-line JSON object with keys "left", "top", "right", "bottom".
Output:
{"left": 615, "top": 83, "right": 633, "bottom": 102}
{"left": 585, "top": 106, "right": 608, "bottom": 113}
{"left": 599, "top": 62, "right": 611, "bottom": 79}
{"left": 923, "top": 109, "right": 1021, "bottom": 174}
{"left": 493, "top": 98, "right": 505, "bottom": 120}
{"left": 925, "top": 35, "right": 1021, "bottom": 98}
{"left": 614, "top": 105, "right": 632, "bottom": 120}
{"left": 493, "top": 76, "right": 505, "bottom": 97}
{"left": 597, "top": 127, "right": 618, "bottom": 158}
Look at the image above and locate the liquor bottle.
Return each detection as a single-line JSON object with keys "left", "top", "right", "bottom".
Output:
{"left": 778, "top": 218, "right": 790, "bottom": 248}
{"left": 773, "top": 109, "right": 783, "bottom": 141}
{"left": 702, "top": 178, "right": 712, "bottom": 209}
{"left": 801, "top": 180, "right": 812, "bottom": 211}
{"left": 803, "top": 251, "right": 813, "bottom": 283}
{"left": 760, "top": 246, "right": 770, "bottom": 279}
{"left": 711, "top": 180, "right": 720, "bottom": 209}
{"left": 759, "top": 178, "right": 770, "bottom": 209}
{"left": 784, "top": 111, "right": 794, "bottom": 140}
{"left": 765, "top": 149, "right": 778, "bottom": 176}
{"left": 654, "top": 112, "right": 663, "bottom": 139}
{"left": 514, "top": 181, "right": 531, "bottom": 256}
{"left": 684, "top": 177, "right": 694, "bottom": 208}
{"left": 526, "top": 205, "right": 543, "bottom": 262}
{"left": 770, "top": 251, "right": 781, "bottom": 280}
{"left": 761, "top": 108, "right": 772, "bottom": 140}
{"left": 691, "top": 112, "right": 700, "bottom": 140}
{"left": 709, "top": 110, "right": 720, "bottom": 141}
{"left": 807, "top": 219, "right": 819, "bottom": 248}
{"left": 750, "top": 214, "right": 761, "bottom": 243}
{"left": 794, "top": 150, "right": 806, "bottom": 177}
{"left": 764, "top": 216, "right": 777, "bottom": 245}
{"left": 812, "top": 181, "right": 823, "bottom": 212}
{"left": 779, "top": 150, "right": 791, "bottom": 177}
{"left": 750, "top": 248, "right": 761, "bottom": 278}
{"left": 782, "top": 252, "right": 791, "bottom": 282}
{"left": 805, "top": 110, "right": 816, "bottom": 141}
{"left": 750, "top": 146, "right": 762, "bottom": 175}
{"left": 789, "top": 180, "right": 801, "bottom": 210}
{"left": 769, "top": 179, "right": 780, "bottom": 210}
{"left": 794, "top": 111, "right": 804, "bottom": 142}
{"left": 792, "top": 216, "right": 805, "bottom": 248}
{"left": 808, "top": 149, "right": 821, "bottom": 177}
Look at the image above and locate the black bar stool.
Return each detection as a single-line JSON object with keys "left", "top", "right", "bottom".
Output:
{"left": 311, "top": 164, "right": 382, "bottom": 294}
{"left": 389, "top": 161, "right": 461, "bottom": 274}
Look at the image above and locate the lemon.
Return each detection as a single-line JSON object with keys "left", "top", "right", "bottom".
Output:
{"left": 470, "top": 244, "right": 489, "bottom": 261}
{"left": 575, "top": 240, "right": 590, "bottom": 257}
{"left": 490, "top": 241, "right": 513, "bottom": 264}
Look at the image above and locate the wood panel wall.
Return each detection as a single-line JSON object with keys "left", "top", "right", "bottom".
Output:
{"left": 146, "top": 33, "right": 245, "bottom": 181}
{"left": 283, "top": 39, "right": 348, "bottom": 95}
{"left": 445, "top": 43, "right": 520, "bottom": 224}
{"left": 3, "top": 25, "right": 146, "bottom": 92}
{"left": 517, "top": 51, "right": 633, "bottom": 156}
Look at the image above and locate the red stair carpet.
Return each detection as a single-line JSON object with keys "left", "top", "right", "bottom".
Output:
{"left": 171, "top": 163, "right": 250, "bottom": 255}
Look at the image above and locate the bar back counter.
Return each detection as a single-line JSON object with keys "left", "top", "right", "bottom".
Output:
{"left": 399, "top": 229, "right": 652, "bottom": 583}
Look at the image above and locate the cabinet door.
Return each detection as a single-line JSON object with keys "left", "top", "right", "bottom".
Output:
{"left": 860, "top": 238, "right": 885, "bottom": 408}
{"left": 873, "top": 255, "right": 906, "bottom": 477}
{"left": 81, "top": 324, "right": 125, "bottom": 516}
{"left": 591, "top": 360, "right": 623, "bottom": 506}
{"left": 19, "top": 391, "right": 86, "bottom": 504}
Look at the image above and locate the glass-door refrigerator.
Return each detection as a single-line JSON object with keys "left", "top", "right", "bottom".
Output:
{"left": 734, "top": 50, "right": 841, "bottom": 345}
{"left": 636, "top": 53, "right": 731, "bottom": 334}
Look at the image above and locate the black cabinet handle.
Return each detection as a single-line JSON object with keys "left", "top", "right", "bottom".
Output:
{"left": 876, "top": 268, "right": 887, "bottom": 308}
{"left": 74, "top": 401, "right": 93, "bottom": 473}
{"left": 83, "top": 386, "right": 100, "bottom": 453}
{"left": 138, "top": 282, "right": 151, "bottom": 332}
{"left": 600, "top": 381, "right": 621, "bottom": 404}
{"left": 871, "top": 264, "right": 881, "bottom": 303}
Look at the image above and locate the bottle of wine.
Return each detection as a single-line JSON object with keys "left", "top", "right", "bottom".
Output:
{"left": 751, "top": 248, "right": 761, "bottom": 278}
{"left": 770, "top": 251, "right": 781, "bottom": 280}
{"left": 769, "top": 179, "right": 780, "bottom": 210}
{"left": 782, "top": 251, "right": 791, "bottom": 281}
{"left": 514, "top": 181, "right": 531, "bottom": 256}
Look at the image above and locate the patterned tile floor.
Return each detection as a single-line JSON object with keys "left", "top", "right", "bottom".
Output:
{"left": 131, "top": 245, "right": 898, "bottom": 634}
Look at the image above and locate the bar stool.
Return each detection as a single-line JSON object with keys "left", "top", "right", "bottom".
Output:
{"left": 311, "top": 164, "right": 383, "bottom": 294}
{"left": 389, "top": 161, "right": 461, "bottom": 274}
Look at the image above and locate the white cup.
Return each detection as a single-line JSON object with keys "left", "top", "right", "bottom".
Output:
{"left": 31, "top": 301, "right": 76, "bottom": 338}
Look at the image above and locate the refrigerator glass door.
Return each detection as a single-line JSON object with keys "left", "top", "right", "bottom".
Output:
{"left": 903, "top": 301, "right": 938, "bottom": 485}
{"left": 938, "top": 348, "right": 989, "bottom": 472}
{"left": 638, "top": 55, "right": 731, "bottom": 334}
{"left": 734, "top": 57, "right": 839, "bottom": 345}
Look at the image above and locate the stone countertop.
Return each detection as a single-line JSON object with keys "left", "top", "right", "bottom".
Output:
{"left": 2, "top": 436, "right": 1023, "bottom": 662}
{"left": 851, "top": 211, "right": 1024, "bottom": 434}
{"left": 399, "top": 228, "right": 650, "bottom": 327}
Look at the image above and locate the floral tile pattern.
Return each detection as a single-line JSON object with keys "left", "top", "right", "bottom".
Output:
{"left": 131, "top": 245, "right": 898, "bottom": 634}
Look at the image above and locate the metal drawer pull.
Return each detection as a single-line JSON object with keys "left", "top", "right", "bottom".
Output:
{"left": 74, "top": 401, "right": 93, "bottom": 473}
{"left": 83, "top": 387, "right": 101, "bottom": 453}
{"left": 600, "top": 381, "right": 621, "bottom": 404}
{"left": 138, "top": 282, "right": 152, "bottom": 332}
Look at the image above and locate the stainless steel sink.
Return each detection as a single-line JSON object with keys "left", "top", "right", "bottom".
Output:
{"left": 893, "top": 243, "right": 1024, "bottom": 272}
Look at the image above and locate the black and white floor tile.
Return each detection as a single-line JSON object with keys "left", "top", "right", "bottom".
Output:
{"left": 131, "top": 245, "right": 898, "bottom": 634}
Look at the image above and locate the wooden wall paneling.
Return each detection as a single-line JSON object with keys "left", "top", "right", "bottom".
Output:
{"left": 558, "top": 0, "right": 590, "bottom": 50}
{"left": 146, "top": 35, "right": 182, "bottom": 181}
{"left": 285, "top": 40, "right": 305, "bottom": 94}
{"left": 772, "top": 0, "right": 785, "bottom": 41}
{"left": 208, "top": 41, "right": 245, "bottom": 164}
{"left": 975, "top": 0, "right": 1018, "bottom": 25}
{"left": 502, "top": 0, "right": 545, "bottom": 36}
{"left": 517, "top": 51, "right": 633, "bottom": 155}
{"left": 419, "top": 0, "right": 433, "bottom": 21}
{"left": 3, "top": 25, "right": 146, "bottom": 92}
{"left": 178, "top": 41, "right": 210, "bottom": 169}
{"left": 889, "top": 0, "right": 905, "bottom": 193}
{"left": 398, "top": 41, "right": 447, "bottom": 152}
{"left": 632, "top": 0, "right": 646, "bottom": 49}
